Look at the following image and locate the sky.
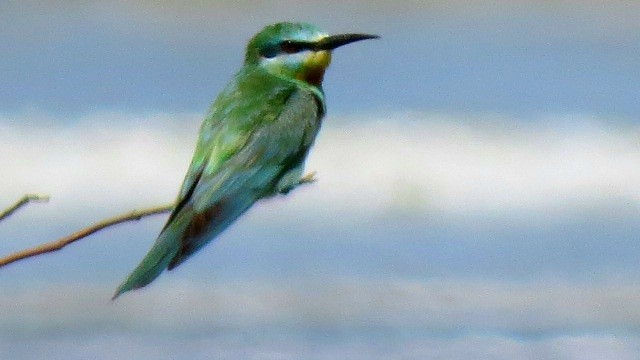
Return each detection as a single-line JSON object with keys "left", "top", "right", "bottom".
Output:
{"left": 1, "top": 1, "right": 640, "bottom": 359}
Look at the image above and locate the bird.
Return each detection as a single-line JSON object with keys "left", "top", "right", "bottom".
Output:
{"left": 113, "top": 22, "right": 378, "bottom": 299}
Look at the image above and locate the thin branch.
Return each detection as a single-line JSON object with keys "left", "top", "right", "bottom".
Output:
{"left": 0, "top": 194, "right": 50, "bottom": 223}
{"left": 0, "top": 203, "right": 174, "bottom": 268}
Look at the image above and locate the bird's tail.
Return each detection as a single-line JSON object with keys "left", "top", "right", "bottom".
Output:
{"left": 112, "top": 194, "right": 256, "bottom": 300}
{"left": 111, "top": 209, "right": 190, "bottom": 300}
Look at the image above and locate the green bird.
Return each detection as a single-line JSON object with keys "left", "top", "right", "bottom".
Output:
{"left": 113, "top": 22, "right": 378, "bottom": 299}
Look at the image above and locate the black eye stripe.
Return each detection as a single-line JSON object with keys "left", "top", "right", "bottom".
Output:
{"left": 260, "top": 40, "right": 313, "bottom": 58}
{"left": 280, "top": 40, "right": 307, "bottom": 54}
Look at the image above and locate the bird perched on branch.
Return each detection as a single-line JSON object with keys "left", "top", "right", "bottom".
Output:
{"left": 113, "top": 22, "right": 378, "bottom": 299}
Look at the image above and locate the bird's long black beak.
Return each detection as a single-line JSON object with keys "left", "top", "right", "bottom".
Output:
{"left": 313, "top": 33, "right": 379, "bottom": 51}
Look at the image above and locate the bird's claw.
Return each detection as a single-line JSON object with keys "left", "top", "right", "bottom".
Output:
{"left": 278, "top": 171, "right": 317, "bottom": 195}
{"left": 299, "top": 171, "right": 317, "bottom": 185}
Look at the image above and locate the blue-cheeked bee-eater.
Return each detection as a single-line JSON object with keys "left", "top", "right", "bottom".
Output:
{"left": 113, "top": 22, "right": 378, "bottom": 299}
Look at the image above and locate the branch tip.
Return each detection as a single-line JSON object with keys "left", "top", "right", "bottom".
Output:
{"left": 0, "top": 193, "right": 51, "bottom": 223}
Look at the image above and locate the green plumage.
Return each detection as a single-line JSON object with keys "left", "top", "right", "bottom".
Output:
{"left": 113, "top": 22, "right": 377, "bottom": 299}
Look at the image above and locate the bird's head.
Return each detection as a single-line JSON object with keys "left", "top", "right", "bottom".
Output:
{"left": 245, "top": 22, "right": 378, "bottom": 87}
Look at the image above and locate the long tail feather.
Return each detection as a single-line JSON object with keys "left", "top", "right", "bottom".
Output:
{"left": 112, "top": 194, "right": 257, "bottom": 299}
{"left": 112, "top": 210, "right": 190, "bottom": 300}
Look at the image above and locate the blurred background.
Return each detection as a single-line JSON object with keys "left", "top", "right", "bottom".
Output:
{"left": 1, "top": 1, "right": 639, "bottom": 359}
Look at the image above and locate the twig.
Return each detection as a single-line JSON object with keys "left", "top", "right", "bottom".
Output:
{"left": 0, "top": 204, "right": 174, "bottom": 268}
{"left": 0, "top": 194, "right": 50, "bottom": 223}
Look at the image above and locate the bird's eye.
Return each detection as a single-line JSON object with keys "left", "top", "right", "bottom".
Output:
{"left": 280, "top": 40, "right": 303, "bottom": 54}
{"left": 260, "top": 44, "right": 280, "bottom": 58}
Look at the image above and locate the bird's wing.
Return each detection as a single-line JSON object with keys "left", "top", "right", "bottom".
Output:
{"left": 163, "top": 72, "right": 298, "bottom": 227}
{"left": 169, "top": 87, "right": 322, "bottom": 268}
{"left": 113, "top": 76, "right": 322, "bottom": 298}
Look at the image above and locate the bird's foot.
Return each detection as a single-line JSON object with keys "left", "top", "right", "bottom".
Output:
{"left": 299, "top": 171, "right": 317, "bottom": 185}
{"left": 279, "top": 171, "right": 317, "bottom": 194}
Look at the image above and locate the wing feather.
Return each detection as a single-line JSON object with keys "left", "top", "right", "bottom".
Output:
{"left": 114, "top": 67, "right": 324, "bottom": 296}
{"left": 169, "top": 86, "right": 323, "bottom": 268}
